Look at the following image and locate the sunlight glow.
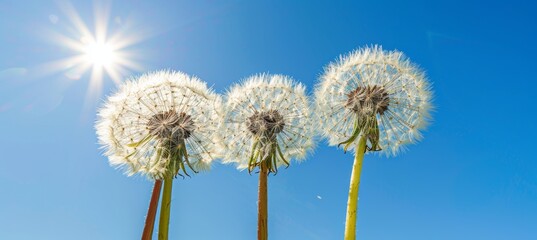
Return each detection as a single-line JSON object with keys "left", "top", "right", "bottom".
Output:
{"left": 83, "top": 41, "right": 116, "bottom": 67}
{"left": 44, "top": 1, "right": 148, "bottom": 105}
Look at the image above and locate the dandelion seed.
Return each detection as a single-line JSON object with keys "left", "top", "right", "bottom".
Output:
{"left": 315, "top": 46, "right": 433, "bottom": 240}
{"left": 96, "top": 70, "right": 222, "bottom": 239}
{"left": 96, "top": 70, "right": 221, "bottom": 179}
{"left": 315, "top": 46, "right": 432, "bottom": 156}
{"left": 219, "top": 74, "right": 315, "bottom": 173}
{"left": 218, "top": 74, "right": 315, "bottom": 240}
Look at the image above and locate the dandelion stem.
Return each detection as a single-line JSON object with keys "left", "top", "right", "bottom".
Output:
{"left": 258, "top": 158, "right": 269, "bottom": 240}
{"left": 344, "top": 134, "right": 367, "bottom": 240}
{"left": 142, "top": 180, "right": 163, "bottom": 240}
{"left": 158, "top": 176, "right": 173, "bottom": 240}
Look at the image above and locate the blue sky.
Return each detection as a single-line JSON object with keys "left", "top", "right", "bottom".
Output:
{"left": 1, "top": 0, "right": 536, "bottom": 239}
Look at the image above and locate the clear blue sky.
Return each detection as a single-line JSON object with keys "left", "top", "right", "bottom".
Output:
{"left": 1, "top": 0, "right": 536, "bottom": 239}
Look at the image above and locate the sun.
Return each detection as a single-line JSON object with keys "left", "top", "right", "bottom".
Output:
{"left": 83, "top": 41, "right": 116, "bottom": 67}
{"left": 45, "top": 1, "right": 146, "bottom": 104}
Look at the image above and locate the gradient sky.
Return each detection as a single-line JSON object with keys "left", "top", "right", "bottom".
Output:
{"left": 1, "top": 0, "right": 536, "bottom": 239}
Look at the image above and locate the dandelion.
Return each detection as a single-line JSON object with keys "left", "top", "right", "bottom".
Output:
{"left": 314, "top": 46, "right": 432, "bottom": 240}
{"left": 96, "top": 70, "right": 222, "bottom": 240}
{"left": 218, "top": 74, "right": 315, "bottom": 240}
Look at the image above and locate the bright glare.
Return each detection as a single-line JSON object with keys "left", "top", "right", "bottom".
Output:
{"left": 44, "top": 1, "right": 147, "bottom": 106}
{"left": 83, "top": 41, "right": 116, "bottom": 67}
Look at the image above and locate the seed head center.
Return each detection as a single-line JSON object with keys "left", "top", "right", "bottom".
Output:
{"left": 147, "top": 110, "right": 195, "bottom": 141}
{"left": 345, "top": 85, "right": 390, "bottom": 115}
{"left": 247, "top": 109, "right": 285, "bottom": 138}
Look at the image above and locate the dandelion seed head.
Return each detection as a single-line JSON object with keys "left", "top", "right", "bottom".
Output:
{"left": 147, "top": 110, "right": 195, "bottom": 141}
{"left": 247, "top": 110, "right": 285, "bottom": 137}
{"left": 345, "top": 85, "right": 390, "bottom": 115}
{"left": 96, "top": 70, "right": 222, "bottom": 179}
{"left": 218, "top": 74, "right": 315, "bottom": 173}
{"left": 315, "top": 46, "right": 433, "bottom": 156}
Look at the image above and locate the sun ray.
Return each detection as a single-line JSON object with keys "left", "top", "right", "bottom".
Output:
{"left": 43, "top": 0, "right": 147, "bottom": 106}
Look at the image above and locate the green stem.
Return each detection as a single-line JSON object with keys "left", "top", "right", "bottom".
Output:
{"left": 344, "top": 135, "right": 367, "bottom": 240}
{"left": 141, "top": 180, "right": 163, "bottom": 240}
{"left": 257, "top": 159, "right": 269, "bottom": 240}
{"left": 158, "top": 175, "right": 173, "bottom": 240}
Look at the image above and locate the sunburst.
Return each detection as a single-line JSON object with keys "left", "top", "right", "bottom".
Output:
{"left": 44, "top": 1, "right": 146, "bottom": 102}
